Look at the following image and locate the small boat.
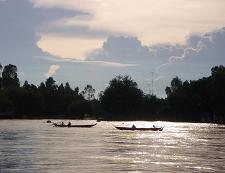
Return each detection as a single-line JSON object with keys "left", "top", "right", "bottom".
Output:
{"left": 53, "top": 123, "right": 97, "bottom": 128}
{"left": 46, "top": 120, "right": 52, "bottom": 123}
{"left": 115, "top": 126, "right": 164, "bottom": 131}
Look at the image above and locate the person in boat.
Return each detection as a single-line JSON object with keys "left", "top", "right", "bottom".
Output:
{"left": 68, "top": 121, "right": 71, "bottom": 127}
{"left": 132, "top": 124, "right": 136, "bottom": 129}
{"left": 153, "top": 124, "right": 156, "bottom": 128}
{"left": 61, "top": 122, "right": 65, "bottom": 126}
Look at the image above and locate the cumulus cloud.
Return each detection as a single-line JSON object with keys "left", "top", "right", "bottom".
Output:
{"left": 30, "top": 0, "right": 225, "bottom": 61}
{"left": 32, "top": 0, "right": 225, "bottom": 45}
{"left": 174, "top": 28, "right": 225, "bottom": 65}
{"left": 158, "top": 28, "right": 225, "bottom": 84}
{"left": 45, "top": 65, "right": 60, "bottom": 78}
{"left": 37, "top": 35, "right": 104, "bottom": 60}
{"left": 86, "top": 36, "right": 151, "bottom": 64}
{"left": 87, "top": 35, "right": 185, "bottom": 74}
{"left": 89, "top": 28, "right": 225, "bottom": 97}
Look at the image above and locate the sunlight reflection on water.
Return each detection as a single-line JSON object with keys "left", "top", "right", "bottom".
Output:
{"left": 0, "top": 120, "right": 225, "bottom": 172}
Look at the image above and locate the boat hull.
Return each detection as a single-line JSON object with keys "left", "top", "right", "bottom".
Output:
{"left": 115, "top": 126, "right": 163, "bottom": 131}
{"left": 53, "top": 123, "right": 97, "bottom": 128}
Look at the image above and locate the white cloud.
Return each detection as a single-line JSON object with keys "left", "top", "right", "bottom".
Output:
{"left": 157, "top": 28, "right": 225, "bottom": 86}
{"left": 33, "top": 0, "right": 225, "bottom": 44}
{"left": 169, "top": 47, "right": 201, "bottom": 63}
{"left": 31, "top": 0, "right": 97, "bottom": 12}
{"left": 37, "top": 34, "right": 104, "bottom": 60}
{"left": 38, "top": 56, "right": 138, "bottom": 68}
{"left": 170, "top": 28, "right": 225, "bottom": 65}
{"left": 32, "top": 0, "right": 225, "bottom": 61}
{"left": 45, "top": 64, "right": 60, "bottom": 78}
{"left": 86, "top": 36, "right": 151, "bottom": 64}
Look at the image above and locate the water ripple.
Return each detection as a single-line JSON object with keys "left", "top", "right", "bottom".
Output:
{"left": 0, "top": 120, "right": 225, "bottom": 172}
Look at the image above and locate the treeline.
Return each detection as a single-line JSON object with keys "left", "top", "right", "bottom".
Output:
{"left": 165, "top": 65, "right": 225, "bottom": 122}
{"left": 0, "top": 63, "right": 225, "bottom": 122}
{"left": 0, "top": 64, "right": 98, "bottom": 118}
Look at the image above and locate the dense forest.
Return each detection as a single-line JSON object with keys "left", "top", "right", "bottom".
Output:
{"left": 0, "top": 63, "right": 225, "bottom": 123}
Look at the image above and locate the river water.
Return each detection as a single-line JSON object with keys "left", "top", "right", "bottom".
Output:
{"left": 0, "top": 120, "right": 225, "bottom": 173}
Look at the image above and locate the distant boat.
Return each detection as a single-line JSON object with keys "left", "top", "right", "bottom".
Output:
{"left": 115, "top": 126, "right": 164, "bottom": 131}
{"left": 46, "top": 120, "right": 52, "bottom": 123}
{"left": 53, "top": 122, "right": 97, "bottom": 128}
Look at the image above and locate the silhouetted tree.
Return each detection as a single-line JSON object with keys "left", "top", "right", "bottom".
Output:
{"left": 74, "top": 87, "right": 79, "bottom": 95}
{"left": 81, "top": 84, "right": 95, "bottom": 101}
{"left": 2, "top": 64, "right": 19, "bottom": 88}
{"left": 38, "top": 82, "right": 45, "bottom": 91}
{"left": 3, "top": 87, "right": 44, "bottom": 116}
{"left": 23, "top": 80, "right": 29, "bottom": 90}
{"left": 0, "top": 63, "right": 2, "bottom": 89}
{"left": 68, "top": 100, "right": 92, "bottom": 118}
{"left": 23, "top": 80, "right": 37, "bottom": 91}
{"left": 45, "top": 77, "right": 57, "bottom": 90}
{"left": 165, "top": 86, "right": 171, "bottom": 97}
{"left": 0, "top": 90, "right": 12, "bottom": 113}
{"left": 58, "top": 82, "right": 78, "bottom": 116}
{"left": 208, "top": 65, "right": 225, "bottom": 116}
{"left": 100, "top": 75, "right": 143, "bottom": 119}
{"left": 170, "top": 76, "right": 182, "bottom": 92}
{"left": 1, "top": 62, "right": 225, "bottom": 123}
{"left": 211, "top": 65, "right": 225, "bottom": 76}
{"left": 140, "top": 94, "right": 165, "bottom": 120}
{"left": 165, "top": 66, "right": 225, "bottom": 122}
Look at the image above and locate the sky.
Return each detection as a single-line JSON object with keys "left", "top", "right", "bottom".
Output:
{"left": 0, "top": 0, "right": 225, "bottom": 97}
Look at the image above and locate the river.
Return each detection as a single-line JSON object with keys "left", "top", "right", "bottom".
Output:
{"left": 0, "top": 120, "right": 225, "bottom": 173}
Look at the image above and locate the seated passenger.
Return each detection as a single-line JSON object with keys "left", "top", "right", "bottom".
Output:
{"left": 68, "top": 121, "right": 71, "bottom": 127}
